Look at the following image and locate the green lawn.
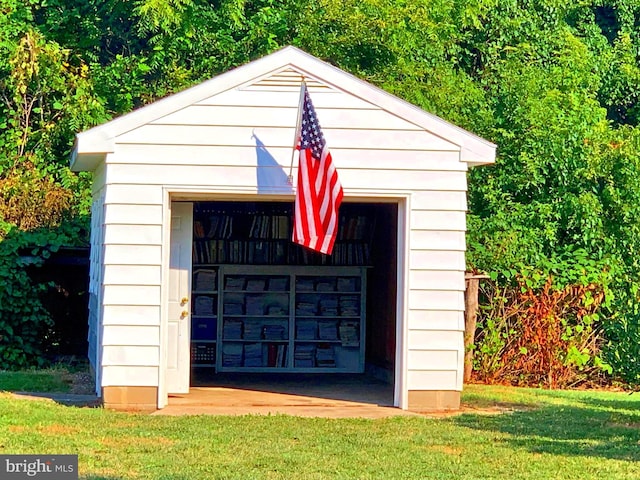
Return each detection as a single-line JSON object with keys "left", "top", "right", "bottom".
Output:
{"left": 0, "top": 383, "right": 638, "bottom": 479}
{"left": 0, "top": 368, "right": 72, "bottom": 393}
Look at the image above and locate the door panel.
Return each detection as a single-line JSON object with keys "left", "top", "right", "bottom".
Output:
{"left": 166, "top": 202, "right": 193, "bottom": 394}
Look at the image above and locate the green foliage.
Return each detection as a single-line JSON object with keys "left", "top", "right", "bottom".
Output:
{"left": 0, "top": 220, "right": 87, "bottom": 370}
{"left": 0, "top": 0, "right": 639, "bottom": 384}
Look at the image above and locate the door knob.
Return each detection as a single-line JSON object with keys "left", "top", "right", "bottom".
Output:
{"left": 180, "top": 297, "right": 189, "bottom": 306}
{"left": 180, "top": 311, "right": 189, "bottom": 319}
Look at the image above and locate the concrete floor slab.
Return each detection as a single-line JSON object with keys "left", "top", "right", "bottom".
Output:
{"left": 154, "top": 373, "right": 416, "bottom": 418}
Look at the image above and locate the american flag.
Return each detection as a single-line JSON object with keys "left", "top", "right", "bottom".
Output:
{"left": 293, "top": 83, "right": 344, "bottom": 255}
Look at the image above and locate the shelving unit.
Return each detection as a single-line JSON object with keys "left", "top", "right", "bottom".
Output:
{"left": 192, "top": 201, "right": 375, "bottom": 266}
{"left": 216, "top": 265, "right": 366, "bottom": 373}
{"left": 190, "top": 201, "right": 373, "bottom": 373}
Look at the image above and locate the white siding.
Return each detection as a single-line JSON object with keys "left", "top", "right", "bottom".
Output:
{"left": 102, "top": 345, "right": 159, "bottom": 366}
{"left": 97, "top": 82, "right": 471, "bottom": 395}
{"left": 102, "top": 305, "right": 161, "bottom": 326}
{"left": 101, "top": 366, "right": 159, "bottom": 387}
{"left": 102, "top": 325, "right": 160, "bottom": 345}
{"left": 104, "top": 265, "right": 161, "bottom": 285}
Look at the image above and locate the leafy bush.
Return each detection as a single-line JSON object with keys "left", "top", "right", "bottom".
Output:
{"left": 0, "top": 220, "right": 87, "bottom": 370}
{"left": 473, "top": 253, "right": 615, "bottom": 388}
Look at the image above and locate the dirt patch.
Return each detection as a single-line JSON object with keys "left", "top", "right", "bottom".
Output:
{"left": 606, "top": 422, "right": 640, "bottom": 429}
{"left": 100, "top": 435, "right": 175, "bottom": 448}
{"left": 426, "top": 445, "right": 463, "bottom": 455}
{"left": 416, "top": 403, "right": 533, "bottom": 418}
{"left": 65, "top": 371, "right": 95, "bottom": 395}
{"left": 36, "top": 424, "right": 81, "bottom": 436}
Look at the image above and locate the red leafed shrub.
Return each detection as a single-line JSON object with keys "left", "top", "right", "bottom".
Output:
{"left": 473, "top": 277, "right": 609, "bottom": 389}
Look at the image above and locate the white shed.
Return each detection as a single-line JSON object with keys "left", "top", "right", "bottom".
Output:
{"left": 71, "top": 46, "right": 495, "bottom": 411}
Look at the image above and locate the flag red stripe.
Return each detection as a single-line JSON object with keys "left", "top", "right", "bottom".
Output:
{"left": 292, "top": 84, "right": 343, "bottom": 255}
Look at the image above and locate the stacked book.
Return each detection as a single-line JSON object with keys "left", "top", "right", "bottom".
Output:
{"left": 296, "top": 320, "right": 317, "bottom": 340}
{"left": 225, "top": 277, "right": 245, "bottom": 291}
{"left": 267, "top": 304, "right": 286, "bottom": 315}
{"left": 194, "top": 269, "right": 216, "bottom": 291}
{"left": 223, "top": 302, "right": 243, "bottom": 315}
{"left": 337, "top": 277, "right": 357, "bottom": 292}
{"left": 268, "top": 277, "right": 288, "bottom": 291}
{"left": 339, "top": 296, "right": 359, "bottom": 316}
{"left": 339, "top": 321, "right": 359, "bottom": 347}
{"left": 319, "top": 297, "right": 339, "bottom": 316}
{"left": 222, "top": 344, "right": 243, "bottom": 367}
{"left": 245, "top": 296, "right": 265, "bottom": 315}
{"left": 316, "top": 280, "right": 335, "bottom": 292}
{"left": 296, "top": 302, "right": 317, "bottom": 316}
{"left": 263, "top": 324, "right": 286, "bottom": 340}
{"left": 315, "top": 344, "right": 336, "bottom": 367}
{"left": 246, "top": 278, "right": 266, "bottom": 291}
{"left": 296, "top": 278, "right": 315, "bottom": 291}
{"left": 294, "top": 344, "right": 315, "bottom": 368}
{"left": 243, "top": 320, "right": 262, "bottom": 340}
{"left": 243, "top": 343, "right": 263, "bottom": 367}
{"left": 223, "top": 320, "right": 243, "bottom": 339}
{"left": 194, "top": 296, "right": 215, "bottom": 316}
{"left": 318, "top": 320, "right": 338, "bottom": 341}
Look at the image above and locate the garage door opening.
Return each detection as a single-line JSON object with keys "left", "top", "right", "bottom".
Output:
{"left": 185, "top": 200, "right": 398, "bottom": 406}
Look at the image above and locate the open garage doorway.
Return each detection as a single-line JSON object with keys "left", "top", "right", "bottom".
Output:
{"left": 183, "top": 199, "right": 399, "bottom": 408}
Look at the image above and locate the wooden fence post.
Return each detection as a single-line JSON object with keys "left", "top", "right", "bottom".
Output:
{"left": 464, "top": 273, "right": 488, "bottom": 383}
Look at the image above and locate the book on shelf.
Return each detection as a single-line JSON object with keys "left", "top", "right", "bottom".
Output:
{"left": 223, "top": 319, "right": 243, "bottom": 339}
{"left": 243, "top": 319, "right": 263, "bottom": 340}
{"left": 267, "top": 343, "right": 278, "bottom": 367}
{"left": 316, "top": 344, "right": 336, "bottom": 367}
{"left": 194, "top": 295, "right": 215, "bottom": 316}
{"left": 336, "top": 277, "right": 357, "bottom": 292}
{"left": 246, "top": 278, "right": 266, "bottom": 291}
{"left": 222, "top": 343, "right": 243, "bottom": 367}
{"left": 339, "top": 321, "right": 359, "bottom": 347}
{"left": 316, "top": 279, "right": 335, "bottom": 292}
{"left": 319, "top": 297, "right": 339, "bottom": 316}
{"left": 266, "top": 343, "right": 287, "bottom": 367}
{"left": 296, "top": 278, "right": 315, "bottom": 291}
{"left": 194, "top": 269, "right": 217, "bottom": 291}
{"left": 243, "top": 343, "right": 262, "bottom": 367}
{"left": 339, "top": 295, "right": 360, "bottom": 316}
{"left": 263, "top": 323, "right": 286, "bottom": 340}
{"left": 294, "top": 344, "right": 315, "bottom": 368}
{"left": 225, "top": 277, "right": 245, "bottom": 291}
{"left": 276, "top": 344, "right": 287, "bottom": 367}
{"left": 245, "top": 295, "right": 265, "bottom": 315}
{"left": 296, "top": 320, "right": 317, "bottom": 340}
{"left": 267, "top": 277, "right": 288, "bottom": 291}
{"left": 194, "top": 220, "right": 206, "bottom": 239}
{"left": 296, "top": 301, "right": 317, "bottom": 316}
{"left": 318, "top": 320, "right": 338, "bottom": 341}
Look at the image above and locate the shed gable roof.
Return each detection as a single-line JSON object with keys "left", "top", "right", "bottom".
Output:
{"left": 71, "top": 46, "right": 496, "bottom": 171}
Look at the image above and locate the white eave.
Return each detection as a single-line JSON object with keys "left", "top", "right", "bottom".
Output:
{"left": 71, "top": 46, "right": 496, "bottom": 172}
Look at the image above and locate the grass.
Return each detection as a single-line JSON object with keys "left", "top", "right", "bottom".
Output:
{"left": 0, "top": 368, "right": 72, "bottom": 393}
{"left": 0, "top": 381, "right": 639, "bottom": 479}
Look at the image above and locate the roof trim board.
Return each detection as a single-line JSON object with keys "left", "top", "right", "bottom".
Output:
{"left": 72, "top": 46, "right": 496, "bottom": 171}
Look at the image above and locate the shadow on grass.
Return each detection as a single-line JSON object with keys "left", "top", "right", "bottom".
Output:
{"left": 452, "top": 400, "right": 640, "bottom": 462}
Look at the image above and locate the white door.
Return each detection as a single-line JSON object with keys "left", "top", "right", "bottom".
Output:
{"left": 166, "top": 202, "right": 193, "bottom": 394}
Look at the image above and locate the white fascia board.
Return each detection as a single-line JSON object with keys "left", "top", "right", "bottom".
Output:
{"left": 71, "top": 46, "right": 496, "bottom": 169}
{"left": 284, "top": 49, "right": 496, "bottom": 165}
{"left": 73, "top": 47, "right": 309, "bottom": 156}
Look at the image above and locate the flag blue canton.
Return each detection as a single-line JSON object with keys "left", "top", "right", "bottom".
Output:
{"left": 300, "top": 90, "right": 325, "bottom": 160}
